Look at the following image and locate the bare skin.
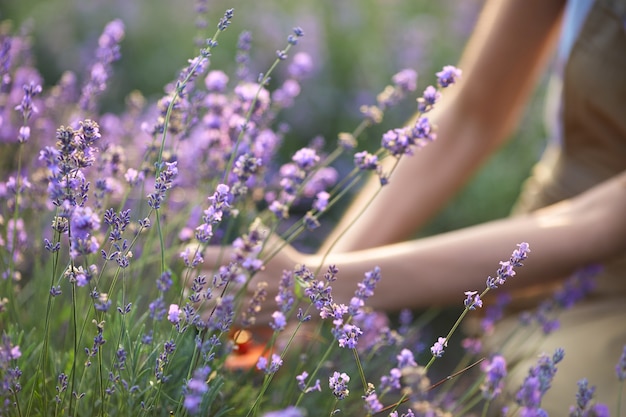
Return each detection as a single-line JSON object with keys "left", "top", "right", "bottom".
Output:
{"left": 203, "top": 0, "right": 626, "bottom": 323}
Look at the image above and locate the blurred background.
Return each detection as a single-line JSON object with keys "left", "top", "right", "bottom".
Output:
{"left": 1, "top": 0, "right": 548, "bottom": 235}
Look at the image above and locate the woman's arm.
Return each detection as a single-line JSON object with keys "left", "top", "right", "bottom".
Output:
{"left": 319, "top": 0, "right": 566, "bottom": 254}
{"left": 306, "top": 171, "right": 626, "bottom": 311}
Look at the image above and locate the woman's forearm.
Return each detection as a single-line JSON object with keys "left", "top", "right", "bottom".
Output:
{"left": 308, "top": 175, "right": 626, "bottom": 311}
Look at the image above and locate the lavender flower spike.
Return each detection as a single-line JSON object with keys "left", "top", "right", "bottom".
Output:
{"left": 486, "top": 242, "right": 530, "bottom": 289}
{"left": 435, "top": 65, "right": 462, "bottom": 88}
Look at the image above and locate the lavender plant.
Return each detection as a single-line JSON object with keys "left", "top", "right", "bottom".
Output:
{"left": 0, "top": 7, "right": 624, "bottom": 417}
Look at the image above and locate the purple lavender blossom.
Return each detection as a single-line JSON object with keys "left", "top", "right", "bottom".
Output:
{"left": 382, "top": 128, "right": 413, "bottom": 157}
{"left": 168, "top": 304, "right": 181, "bottom": 324}
{"left": 236, "top": 31, "right": 253, "bottom": 80}
{"left": 435, "top": 65, "right": 462, "bottom": 88}
{"left": 302, "top": 265, "right": 334, "bottom": 311}
{"left": 410, "top": 116, "right": 436, "bottom": 145}
{"left": 363, "top": 391, "right": 383, "bottom": 413}
{"left": 312, "top": 191, "right": 330, "bottom": 213}
{"left": 205, "top": 70, "right": 229, "bottom": 92}
{"left": 217, "top": 8, "right": 234, "bottom": 31}
{"left": 184, "top": 366, "right": 210, "bottom": 414}
{"left": 257, "top": 354, "right": 283, "bottom": 374}
{"left": 553, "top": 265, "right": 599, "bottom": 309}
{"left": 335, "top": 323, "right": 363, "bottom": 349}
{"left": 149, "top": 161, "right": 179, "bottom": 211}
{"left": 348, "top": 266, "right": 382, "bottom": 315}
{"left": 287, "top": 27, "right": 304, "bottom": 46}
{"left": 296, "top": 371, "right": 321, "bottom": 394}
{"left": 272, "top": 79, "right": 301, "bottom": 108}
{"left": 208, "top": 295, "right": 235, "bottom": 332}
{"left": 354, "top": 151, "right": 379, "bottom": 171}
{"left": 463, "top": 290, "right": 483, "bottom": 310}
{"left": 319, "top": 302, "right": 348, "bottom": 323}
{"left": 262, "top": 406, "right": 305, "bottom": 417}
{"left": 231, "top": 220, "right": 266, "bottom": 272}
{"left": 397, "top": 348, "right": 417, "bottom": 369}
{"left": 380, "top": 367, "right": 402, "bottom": 391}
{"left": 481, "top": 355, "right": 507, "bottom": 400}
{"left": 329, "top": 371, "right": 350, "bottom": 400}
{"left": 287, "top": 52, "right": 314, "bottom": 79}
{"left": 196, "top": 183, "right": 231, "bottom": 243}
{"left": 486, "top": 242, "right": 530, "bottom": 289}
{"left": 291, "top": 147, "right": 320, "bottom": 170}
{"left": 515, "top": 349, "right": 564, "bottom": 413}
{"left": 389, "top": 411, "right": 416, "bottom": 417}
{"left": 14, "top": 82, "right": 42, "bottom": 142}
{"left": 571, "top": 378, "right": 595, "bottom": 414}
{"left": 392, "top": 69, "right": 418, "bottom": 93}
{"left": 270, "top": 311, "right": 287, "bottom": 332}
{"left": 461, "top": 337, "right": 482, "bottom": 355}
{"left": 430, "top": 336, "right": 447, "bottom": 357}
{"left": 79, "top": 19, "right": 125, "bottom": 111}
{"left": 417, "top": 85, "right": 441, "bottom": 113}
{"left": 240, "top": 282, "right": 268, "bottom": 327}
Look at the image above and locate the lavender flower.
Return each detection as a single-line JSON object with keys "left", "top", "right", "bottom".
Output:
{"left": 397, "top": 348, "right": 418, "bottom": 369}
{"left": 262, "top": 406, "right": 305, "bottom": 417}
{"left": 240, "top": 281, "right": 268, "bottom": 327}
{"left": 79, "top": 19, "right": 125, "bottom": 111}
{"left": 196, "top": 183, "right": 231, "bottom": 243}
{"left": 217, "top": 8, "right": 234, "bottom": 31}
{"left": 291, "top": 147, "right": 320, "bottom": 170}
{"left": 481, "top": 355, "right": 507, "bottom": 400}
{"left": 463, "top": 290, "right": 483, "bottom": 310}
{"left": 486, "top": 242, "right": 530, "bottom": 289}
{"left": 354, "top": 151, "right": 379, "bottom": 171}
{"left": 231, "top": 219, "right": 266, "bottom": 272}
{"left": 148, "top": 161, "right": 178, "bottom": 210}
{"left": 205, "top": 70, "right": 229, "bottom": 92}
{"left": 515, "top": 348, "right": 564, "bottom": 413}
{"left": 363, "top": 391, "right": 383, "bottom": 413}
{"left": 382, "top": 128, "right": 413, "bottom": 157}
{"left": 208, "top": 295, "right": 235, "bottom": 332}
{"left": 14, "top": 82, "right": 42, "bottom": 142}
{"left": 435, "top": 65, "right": 462, "bottom": 88}
{"left": 417, "top": 85, "right": 441, "bottom": 113}
{"left": 296, "top": 371, "right": 321, "bottom": 394}
{"left": 430, "top": 336, "right": 447, "bottom": 357}
{"left": 168, "top": 304, "right": 181, "bottom": 324}
{"left": 257, "top": 354, "right": 283, "bottom": 374}
{"left": 329, "top": 371, "right": 350, "bottom": 400}
{"left": 287, "top": 52, "right": 314, "bottom": 79}
{"left": 391, "top": 68, "right": 418, "bottom": 93}
{"left": 335, "top": 323, "right": 363, "bottom": 349}
{"left": 380, "top": 367, "right": 402, "bottom": 391}
{"left": 184, "top": 366, "right": 210, "bottom": 414}
{"left": 270, "top": 311, "right": 287, "bottom": 332}
{"left": 348, "top": 266, "right": 382, "bottom": 315}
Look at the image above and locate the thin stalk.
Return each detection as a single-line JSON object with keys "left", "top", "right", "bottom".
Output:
{"left": 617, "top": 380, "right": 624, "bottom": 417}
{"left": 353, "top": 348, "right": 369, "bottom": 394}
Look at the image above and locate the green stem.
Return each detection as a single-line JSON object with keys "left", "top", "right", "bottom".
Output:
{"left": 353, "top": 348, "right": 369, "bottom": 395}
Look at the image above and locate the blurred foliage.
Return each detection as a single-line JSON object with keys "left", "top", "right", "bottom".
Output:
{"left": 2, "top": 0, "right": 548, "bottom": 233}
